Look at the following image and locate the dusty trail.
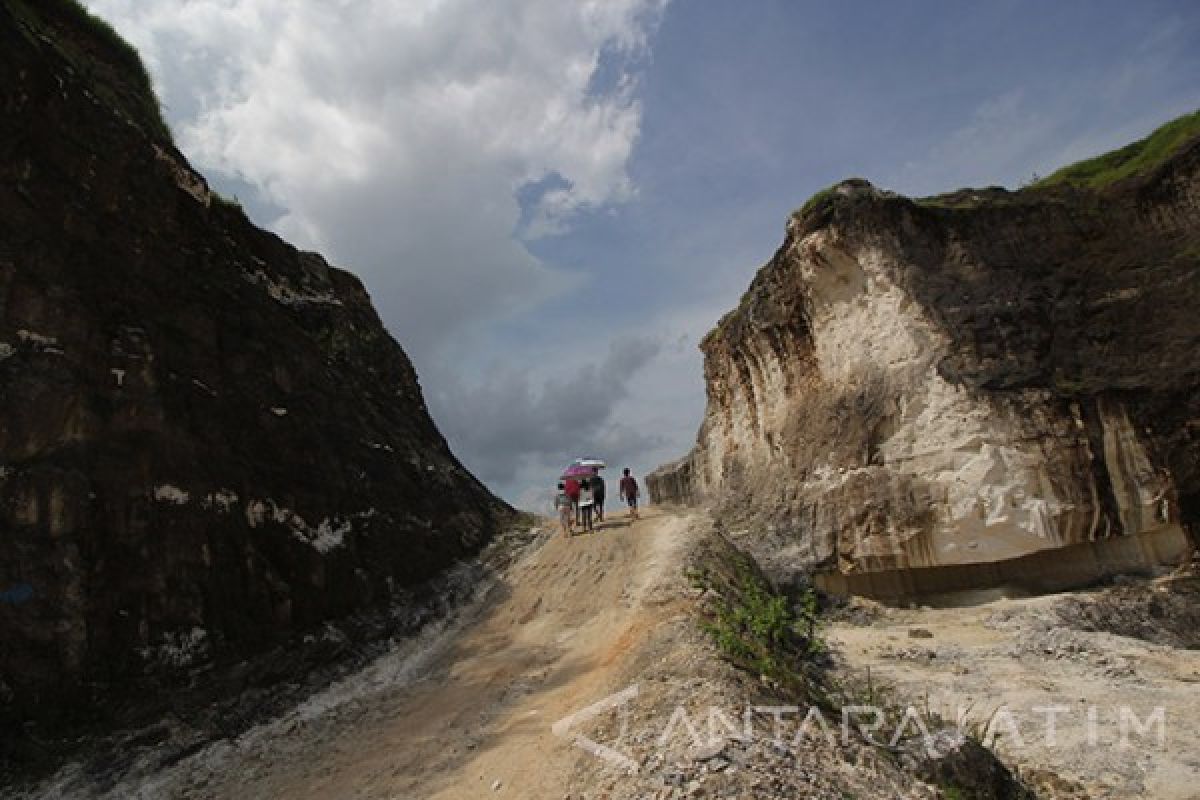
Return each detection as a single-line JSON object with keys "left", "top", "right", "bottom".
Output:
{"left": 123, "top": 507, "right": 694, "bottom": 800}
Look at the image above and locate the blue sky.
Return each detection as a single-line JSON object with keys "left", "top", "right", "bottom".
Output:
{"left": 87, "top": 0, "right": 1200, "bottom": 508}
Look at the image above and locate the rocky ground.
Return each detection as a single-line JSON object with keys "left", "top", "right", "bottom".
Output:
{"left": 568, "top": 521, "right": 1028, "bottom": 800}
{"left": 827, "top": 573, "right": 1200, "bottom": 799}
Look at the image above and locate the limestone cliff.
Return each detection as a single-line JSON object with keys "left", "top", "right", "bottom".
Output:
{"left": 0, "top": 0, "right": 511, "bottom": 761}
{"left": 649, "top": 118, "right": 1200, "bottom": 600}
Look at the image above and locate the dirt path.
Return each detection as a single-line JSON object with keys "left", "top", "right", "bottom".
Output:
{"left": 828, "top": 583, "right": 1200, "bottom": 799}
{"left": 70, "top": 507, "right": 698, "bottom": 800}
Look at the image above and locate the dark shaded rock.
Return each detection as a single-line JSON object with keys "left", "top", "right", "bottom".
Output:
{"left": 903, "top": 729, "right": 1035, "bottom": 800}
{"left": 0, "top": 0, "right": 512, "bottom": 772}
{"left": 1054, "top": 574, "right": 1200, "bottom": 649}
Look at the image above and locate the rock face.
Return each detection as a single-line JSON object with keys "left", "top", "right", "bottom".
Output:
{"left": 0, "top": 0, "right": 510, "bottom": 748}
{"left": 650, "top": 134, "right": 1200, "bottom": 600}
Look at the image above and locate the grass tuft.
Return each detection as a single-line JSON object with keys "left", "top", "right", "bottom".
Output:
{"left": 799, "top": 186, "right": 837, "bottom": 217}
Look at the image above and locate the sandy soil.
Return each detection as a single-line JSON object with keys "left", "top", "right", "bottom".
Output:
{"left": 828, "top": 580, "right": 1200, "bottom": 799}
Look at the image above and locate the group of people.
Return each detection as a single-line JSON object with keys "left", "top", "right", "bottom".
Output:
{"left": 555, "top": 467, "right": 640, "bottom": 536}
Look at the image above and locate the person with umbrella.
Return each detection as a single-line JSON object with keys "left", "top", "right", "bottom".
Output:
{"left": 563, "top": 473, "right": 581, "bottom": 526}
{"left": 562, "top": 459, "right": 604, "bottom": 532}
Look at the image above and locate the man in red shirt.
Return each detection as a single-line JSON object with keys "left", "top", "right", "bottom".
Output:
{"left": 618, "top": 468, "right": 639, "bottom": 521}
{"left": 564, "top": 477, "right": 581, "bottom": 525}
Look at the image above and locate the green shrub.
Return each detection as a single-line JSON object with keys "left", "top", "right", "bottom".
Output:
{"left": 212, "top": 192, "right": 244, "bottom": 213}
{"left": 691, "top": 550, "right": 827, "bottom": 702}
{"left": 799, "top": 186, "right": 837, "bottom": 216}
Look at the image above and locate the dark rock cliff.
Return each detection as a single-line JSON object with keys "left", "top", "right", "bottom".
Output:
{"left": 650, "top": 119, "right": 1200, "bottom": 599}
{"left": 0, "top": 0, "right": 512, "bottom": 765}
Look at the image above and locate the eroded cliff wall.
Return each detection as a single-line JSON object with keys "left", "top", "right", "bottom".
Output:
{"left": 650, "top": 134, "right": 1200, "bottom": 599}
{"left": 0, "top": 0, "right": 511, "bottom": 750}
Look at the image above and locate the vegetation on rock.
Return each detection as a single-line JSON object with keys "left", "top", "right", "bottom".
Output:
{"left": 690, "top": 542, "right": 828, "bottom": 702}
{"left": 798, "top": 185, "right": 837, "bottom": 216}
{"left": 1033, "top": 108, "right": 1200, "bottom": 189}
{"left": 5, "top": 0, "right": 172, "bottom": 142}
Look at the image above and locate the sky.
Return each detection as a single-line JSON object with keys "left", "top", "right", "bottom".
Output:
{"left": 84, "top": 0, "right": 1200, "bottom": 511}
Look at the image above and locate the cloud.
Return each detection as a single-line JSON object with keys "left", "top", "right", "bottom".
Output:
{"left": 85, "top": 0, "right": 667, "bottom": 360}
{"left": 426, "top": 335, "right": 664, "bottom": 493}
{"left": 421, "top": 293, "right": 726, "bottom": 509}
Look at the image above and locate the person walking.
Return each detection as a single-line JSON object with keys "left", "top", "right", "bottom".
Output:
{"left": 619, "top": 468, "right": 640, "bottom": 520}
{"left": 591, "top": 467, "right": 606, "bottom": 523}
{"left": 578, "top": 477, "right": 596, "bottom": 533}
{"left": 554, "top": 482, "right": 574, "bottom": 537}
{"left": 564, "top": 476, "right": 581, "bottom": 526}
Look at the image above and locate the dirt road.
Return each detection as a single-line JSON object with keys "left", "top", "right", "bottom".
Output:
{"left": 281, "top": 507, "right": 690, "bottom": 800}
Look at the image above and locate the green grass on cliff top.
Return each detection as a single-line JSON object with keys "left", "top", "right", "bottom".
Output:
{"left": 799, "top": 185, "right": 837, "bottom": 216}
{"left": 7, "top": 0, "right": 172, "bottom": 143}
{"left": 1033, "top": 109, "right": 1200, "bottom": 190}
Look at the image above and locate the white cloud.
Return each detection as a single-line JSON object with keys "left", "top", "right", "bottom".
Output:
{"left": 85, "top": 0, "right": 667, "bottom": 358}
{"left": 426, "top": 335, "right": 664, "bottom": 489}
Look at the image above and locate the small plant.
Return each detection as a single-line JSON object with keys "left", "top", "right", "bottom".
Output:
{"left": 1051, "top": 370, "right": 1087, "bottom": 396}
{"left": 693, "top": 548, "right": 827, "bottom": 702}
{"left": 212, "top": 192, "right": 245, "bottom": 214}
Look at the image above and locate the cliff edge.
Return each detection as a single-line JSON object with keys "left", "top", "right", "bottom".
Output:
{"left": 649, "top": 113, "right": 1200, "bottom": 600}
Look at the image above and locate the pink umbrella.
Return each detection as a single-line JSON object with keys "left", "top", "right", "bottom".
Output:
{"left": 561, "top": 464, "right": 594, "bottom": 479}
